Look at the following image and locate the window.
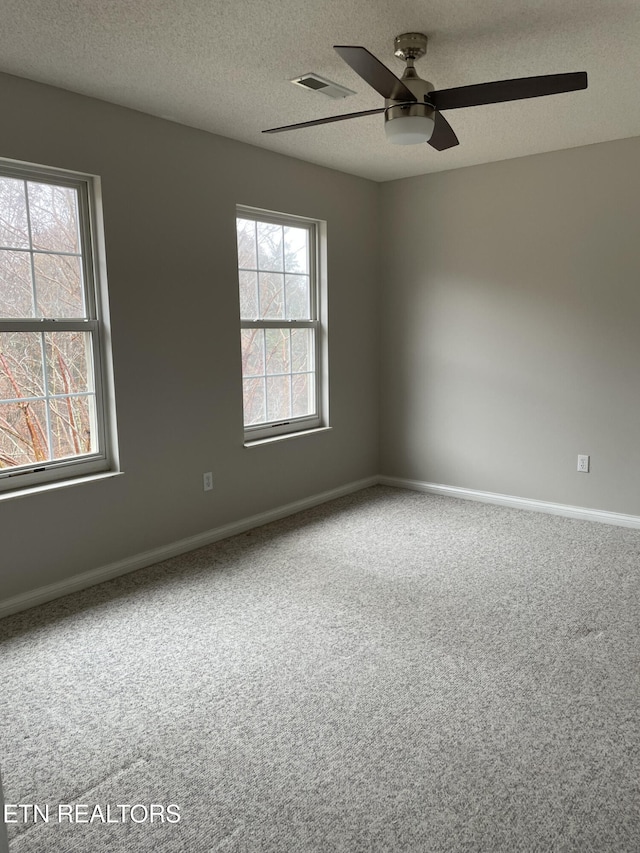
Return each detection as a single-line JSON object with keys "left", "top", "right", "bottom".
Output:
{"left": 236, "top": 208, "right": 326, "bottom": 441}
{"left": 0, "top": 159, "right": 117, "bottom": 494}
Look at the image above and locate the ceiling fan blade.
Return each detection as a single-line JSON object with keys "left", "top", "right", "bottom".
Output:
{"left": 428, "top": 111, "right": 459, "bottom": 151}
{"left": 430, "top": 71, "right": 587, "bottom": 111}
{"left": 334, "top": 45, "right": 416, "bottom": 102}
{"left": 263, "top": 107, "right": 385, "bottom": 134}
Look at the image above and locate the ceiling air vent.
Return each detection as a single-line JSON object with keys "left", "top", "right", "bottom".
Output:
{"left": 290, "top": 73, "right": 356, "bottom": 100}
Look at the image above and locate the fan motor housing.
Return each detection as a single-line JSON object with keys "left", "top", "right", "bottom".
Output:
{"left": 385, "top": 70, "right": 435, "bottom": 129}
{"left": 385, "top": 41, "right": 435, "bottom": 142}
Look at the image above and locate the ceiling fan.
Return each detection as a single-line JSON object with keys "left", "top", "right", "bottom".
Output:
{"left": 263, "top": 32, "right": 588, "bottom": 150}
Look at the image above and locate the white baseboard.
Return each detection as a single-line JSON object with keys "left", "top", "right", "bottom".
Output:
{"left": 4, "top": 473, "right": 639, "bottom": 620}
{"left": 0, "top": 476, "right": 378, "bottom": 620}
{"left": 378, "top": 475, "right": 640, "bottom": 530}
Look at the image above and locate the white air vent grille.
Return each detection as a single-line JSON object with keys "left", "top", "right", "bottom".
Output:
{"left": 291, "top": 74, "right": 356, "bottom": 100}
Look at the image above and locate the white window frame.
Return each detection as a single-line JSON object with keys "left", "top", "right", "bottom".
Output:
{"left": 237, "top": 206, "right": 328, "bottom": 443}
{"left": 0, "top": 158, "right": 118, "bottom": 495}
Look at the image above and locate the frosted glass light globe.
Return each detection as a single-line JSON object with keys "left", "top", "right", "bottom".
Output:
{"left": 385, "top": 114, "right": 435, "bottom": 145}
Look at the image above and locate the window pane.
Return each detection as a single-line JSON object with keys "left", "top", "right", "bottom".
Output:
{"left": 0, "top": 250, "right": 34, "bottom": 317}
{"left": 292, "top": 372, "right": 315, "bottom": 418}
{"left": 27, "top": 182, "right": 80, "bottom": 253}
{"left": 0, "top": 332, "right": 45, "bottom": 401}
{"left": 241, "top": 329, "right": 265, "bottom": 377}
{"left": 243, "top": 377, "right": 265, "bottom": 426}
{"left": 236, "top": 218, "right": 257, "bottom": 270}
{"left": 34, "top": 252, "right": 84, "bottom": 318}
{"left": 266, "top": 375, "right": 290, "bottom": 422}
{"left": 285, "top": 274, "right": 310, "bottom": 320}
{"left": 265, "top": 328, "right": 290, "bottom": 376}
{"left": 259, "top": 272, "right": 285, "bottom": 319}
{"left": 238, "top": 270, "right": 258, "bottom": 320}
{"left": 291, "top": 328, "right": 314, "bottom": 373}
{"left": 0, "top": 177, "right": 29, "bottom": 249}
{"left": 49, "top": 394, "right": 95, "bottom": 460}
{"left": 0, "top": 398, "right": 49, "bottom": 468}
{"left": 284, "top": 226, "right": 308, "bottom": 274}
{"left": 45, "top": 332, "right": 93, "bottom": 396}
{"left": 257, "top": 222, "right": 283, "bottom": 271}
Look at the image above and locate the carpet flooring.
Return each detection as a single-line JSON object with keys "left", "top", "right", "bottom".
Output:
{"left": 1, "top": 485, "right": 639, "bottom": 852}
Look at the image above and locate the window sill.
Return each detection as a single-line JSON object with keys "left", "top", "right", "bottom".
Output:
{"left": 0, "top": 470, "right": 124, "bottom": 503}
{"left": 244, "top": 426, "right": 332, "bottom": 448}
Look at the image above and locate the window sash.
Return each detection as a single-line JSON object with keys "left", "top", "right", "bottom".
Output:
{"left": 241, "top": 321, "right": 321, "bottom": 438}
{"left": 0, "top": 324, "right": 106, "bottom": 482}
{"left": 237, "top": 214, "right": 317, "bottom": 324}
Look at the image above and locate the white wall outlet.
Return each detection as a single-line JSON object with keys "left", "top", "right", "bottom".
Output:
{"left": 577, "top": 454, "right": 590, "bottom": 473}
{"left": 203, "top": 472, "right": 213, "bottom": 491}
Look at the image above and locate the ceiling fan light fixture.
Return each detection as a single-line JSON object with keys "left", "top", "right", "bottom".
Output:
{"left": 384, "top": 101, "right": 435, "bottom": 145}
{"left": 385, "top": 114, "right": 435, "bottom": 145}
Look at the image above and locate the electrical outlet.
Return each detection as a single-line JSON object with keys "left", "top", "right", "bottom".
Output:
{"left": 577, "top": 455, "right": 590, "bottom": 473}
{"left": 203, "top": 472, "right": 213, "bottom": 491}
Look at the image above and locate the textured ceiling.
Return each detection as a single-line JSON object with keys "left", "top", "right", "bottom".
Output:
{"left": 0, "top": 0, "right": 639, "bottom": 181}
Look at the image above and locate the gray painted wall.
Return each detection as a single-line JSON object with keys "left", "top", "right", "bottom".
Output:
{"left": 0, "top": 73, "right": 380, "bottom": 601}
{"left": 380, "top": 137, "right": 640, "bottom": 515}
{"left": 3, "top": 68, "right": 640, "bottom": 608}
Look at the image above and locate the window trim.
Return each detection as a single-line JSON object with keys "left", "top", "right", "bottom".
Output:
{"left": 236, "top": 206, "right": 328, "bottom": 443}
{"left": 0, "top": 158, "right": 118, "bottom": 494}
